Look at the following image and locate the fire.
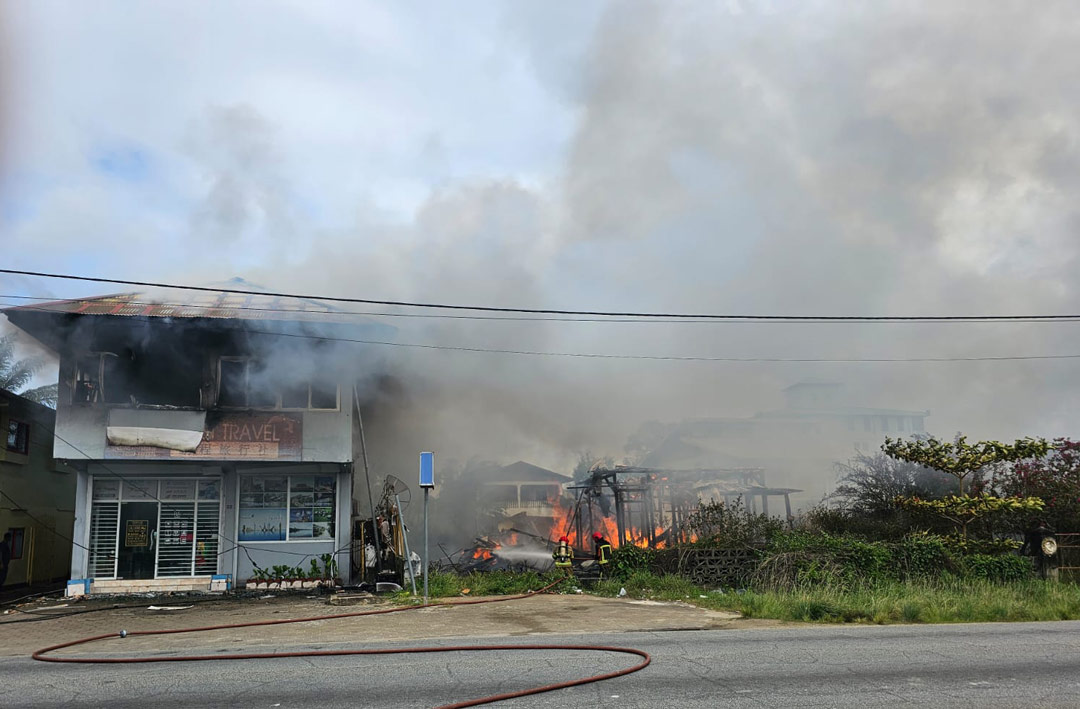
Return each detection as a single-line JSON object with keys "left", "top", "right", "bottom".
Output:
{"left": 549, "top": 495, "right": 577, "bottom": 546}
{"left": 544, "top": 493, "right": 688, "bottom": 551}
{"left": 472, "top": 540, "right": 501, "bottom": 560}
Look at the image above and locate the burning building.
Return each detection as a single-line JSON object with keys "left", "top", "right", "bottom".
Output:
{"left": 2, "top": 283, "right": 393, "bottom": 595}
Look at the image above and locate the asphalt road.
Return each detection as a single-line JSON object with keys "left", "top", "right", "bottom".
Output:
{"left": 5, "top": 621, "right": 1080, "bottom": 708}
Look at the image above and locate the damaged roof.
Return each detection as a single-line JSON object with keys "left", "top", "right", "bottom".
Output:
{"left": 2, "top": 277, "right": 373, "bottom": 323}
{"left": 1, "top": 277, "right": 396, "bottom": 350}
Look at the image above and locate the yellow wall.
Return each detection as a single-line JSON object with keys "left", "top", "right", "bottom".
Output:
{"left": 0, "top": 392, "right": 76, "bottom": 588}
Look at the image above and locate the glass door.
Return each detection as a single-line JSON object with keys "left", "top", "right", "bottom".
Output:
{"left": 117, "top": 501, "right": 158, "bottom": 579}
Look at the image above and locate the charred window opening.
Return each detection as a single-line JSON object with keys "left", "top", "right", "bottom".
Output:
{"left": 217, "top": 357, "right": 339, "bottom": 410}
{"left": 309, "top": 377, "right": 339, "bottom": 410}
{"left": 218, "top": 358, "right": 249, "bottom": 407}
{"left": 74, "top": 355, "right": 104, "bottom": 403}
{"left": 102, "top": 350, "right": 134, "bottom": 405}
{"left": 247, "top": 360, "right": 278, "bottom": 408}
{"left": 280, "top": 382, "right": 309, "bottom": 409}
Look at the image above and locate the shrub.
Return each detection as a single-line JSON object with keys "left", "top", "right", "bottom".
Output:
{"left": 685, "top": 498, "right": 783, "bottom": 547}
{"left": 962, "top": 554, "right": 1032, "bottom": 583}
{"left": 611, "top": 545, "right": 656, "bottom": 580}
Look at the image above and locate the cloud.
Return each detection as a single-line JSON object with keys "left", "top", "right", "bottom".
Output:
{"left": 3, "top": 0, "right": 1080, "bottom": 487}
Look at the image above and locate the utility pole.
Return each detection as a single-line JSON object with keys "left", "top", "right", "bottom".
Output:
{"left": 419, "top": 452, "right": 435, "bottom": 604}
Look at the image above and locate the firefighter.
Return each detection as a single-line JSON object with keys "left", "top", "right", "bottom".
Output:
{"left": 552, "top": 535, "right": 574, "bottom": 570}
{"left": 592, "top": 532, "right": 613, "bottom": 575}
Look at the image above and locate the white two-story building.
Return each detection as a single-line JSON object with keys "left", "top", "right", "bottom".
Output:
{"left": 3, "top": 285, "right": 391, "bottom": 595}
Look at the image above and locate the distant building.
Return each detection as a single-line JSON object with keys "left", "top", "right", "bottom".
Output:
{"left": 1, "top": 389, "right": 75, "bottom": 589}
{"left": 479, "top": 461, "right": 571, "bottom": 517}
{"left": 641, "top": 381, "right": 929, "bottom": 502}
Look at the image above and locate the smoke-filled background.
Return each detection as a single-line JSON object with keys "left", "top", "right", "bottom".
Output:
{"left": 2, "top": 1, "right": 1080, "bottom": 500}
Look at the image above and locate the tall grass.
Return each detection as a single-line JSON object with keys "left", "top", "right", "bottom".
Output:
{"left": 411, "top": 570, "right": 1080, "bottom": 625}
{"left": 699, "top": 577, "right": 1080, "bottom": 624}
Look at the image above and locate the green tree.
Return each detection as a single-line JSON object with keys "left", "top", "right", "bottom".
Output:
{"left": 882, "top": 435, "right": 1051, "bottom": 495}
{"left": 0, "top": 333, "right": 57, "bottom": 407}
{"left": 895, "top": 494, "right": 1044, "bottom": 541}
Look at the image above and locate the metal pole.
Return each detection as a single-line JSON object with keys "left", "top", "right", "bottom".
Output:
{"left": 423, "top": 488, "right": 429, "bottom": 604}
{"left": 395, "top": 494, "right": 417, "bottom": 596}
{"left": 353, "top": 385, "right": 382, "bottom": 573}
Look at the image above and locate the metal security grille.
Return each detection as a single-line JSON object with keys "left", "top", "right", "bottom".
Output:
{"left": 88, "top": 502, "right": 120, "bottom": 579}
{"left": 156, "top": 502, "right": 196, "bottom": 577}
{"left": 194, "top": 502, "right": 220, "bottom": 575}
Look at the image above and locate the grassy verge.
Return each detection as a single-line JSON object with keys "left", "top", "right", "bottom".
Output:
{"left": 697, "top": 577, "right": 1080, "bottom": 624}
{"left": 410, "top": 570, "right": 1080, "bottom": 624}
{"left": 393, "top": 570, "right": 575, "bottom": 602}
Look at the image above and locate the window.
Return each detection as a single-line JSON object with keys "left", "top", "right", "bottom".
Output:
{"left": 74, "top": 354, "right": 104, "bottom": 403}
{"left": 238, "top": 474, "right": 336, "bottom": 542}
{"left": 218, "top": 358, "right": 249, "bottom": 407}
{"left": 75, "top": 350, "right": 200, "bottom": 407}
{"left": 218, "top": 358, "right": 339, "bottom": 410}
{"left": 863, "top": 417, "right": 873, "bottom": 432}
{"left": 7, "top": 528, "right": 24, "bottom": 560}
{"left": 6, "top": 419, "right": 29, "bottom": 455}
{"left": 86, "top": 477, "right": 221, "bottom": 579}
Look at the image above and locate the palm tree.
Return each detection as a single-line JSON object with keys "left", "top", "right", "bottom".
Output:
{"left": 0, "top": 332, "right": 57, "bottom": 407}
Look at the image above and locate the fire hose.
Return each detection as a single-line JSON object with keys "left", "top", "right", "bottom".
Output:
{"left": 32, "top": 578, "right": 651, "bottom": 708}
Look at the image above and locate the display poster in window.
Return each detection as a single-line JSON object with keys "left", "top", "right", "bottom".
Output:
{"left": 105, "top": 413, "right": 303, "bottom": 460}
{"left": 160, "top": 480, "right": 196, "bottom": 501}
{"left": 122, "top": 479, "right": 158, "bottom": 500}
{"left": 125, "top": 520, "right": 149, "bottom": 547}
{"left": 92, "top": 479, "right": 120, "bottom": 501}
{"left": 238, "top": 507, "right": 287, "bottom": 541}
{"left": 198, "top": 480, "right": 220, "bottom": 501}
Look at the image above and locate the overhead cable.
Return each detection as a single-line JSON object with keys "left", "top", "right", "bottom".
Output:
{"left": 3, "top": 267, "right": 1080, "bottom": 322}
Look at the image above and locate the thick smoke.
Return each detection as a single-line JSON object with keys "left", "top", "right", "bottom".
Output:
{"left": 5, "top": 1, "right": 1080, "bottom": 507}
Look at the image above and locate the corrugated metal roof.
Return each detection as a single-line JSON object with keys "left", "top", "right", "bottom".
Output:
{"left": 2, "top": 278, "right": 376, "bottom": 325}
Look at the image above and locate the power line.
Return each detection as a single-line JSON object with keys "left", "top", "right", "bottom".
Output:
{"left": 3, "top": 293, "right": 1080, "bottom": 325}
{"left": 4, "top": 267, "right": 1080, "bottom": 322}
{"left": 3, "top": 298, "right": 1076, "bottom": 363}
{"left": 246, "top": 328, "right": 1080, "bottom": 363}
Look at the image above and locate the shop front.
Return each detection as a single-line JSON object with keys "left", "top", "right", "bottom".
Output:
{"left": 80, "top": 475, "right": 224, "bottom": 593}
{"left": 69, "top": 463, "right": 351, "bottom": 595}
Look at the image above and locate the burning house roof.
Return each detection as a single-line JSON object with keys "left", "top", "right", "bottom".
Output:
{"left": 2, "top": 278, "right": 395, "bottom": 351}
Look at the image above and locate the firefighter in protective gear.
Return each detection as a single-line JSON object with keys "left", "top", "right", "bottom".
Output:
{"left": 552, "top": 535, "right": 574, "bottom": 569}
{"left": 592, "top": 532, "right": 613, "bottom": 573}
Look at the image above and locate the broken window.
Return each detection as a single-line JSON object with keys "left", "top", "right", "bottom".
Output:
{"left": 218, "top": 358, "right": 248, "bottom": 407}
{"left": 6, "top": 419, "right": 29, "bottom": 455}
{"left": 74, "top": 355, "right": 103, "bottom": 403}
{"left": 217, "top": 357, "right": 338, "bottom": 410}
{"left": 247, "top": 361, "right": 278, "bottom": 408}
{"left": 280, "top": 382, "right": 309, "bottom": 409}
{"left": 309, "top": 377, "right": 339, "bottom": 410}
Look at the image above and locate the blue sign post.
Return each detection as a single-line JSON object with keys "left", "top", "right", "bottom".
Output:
{"left": 419, "top": 452, "right": 434, "bottom": 602}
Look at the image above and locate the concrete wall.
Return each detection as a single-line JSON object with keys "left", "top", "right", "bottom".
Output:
{"left": 55, "top": 402, "right": 353, "bottom": 463}
{"left": 0, "top": 391, "right": 76, "bottom": 587}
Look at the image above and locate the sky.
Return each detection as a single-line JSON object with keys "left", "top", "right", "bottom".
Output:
{"left": 2, "top": 0, "right": 1080, "bottom": 483}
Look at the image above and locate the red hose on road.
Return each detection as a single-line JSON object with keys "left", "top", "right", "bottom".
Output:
{"left": 32, "top": 579, "right": 652, "bottom": 708}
